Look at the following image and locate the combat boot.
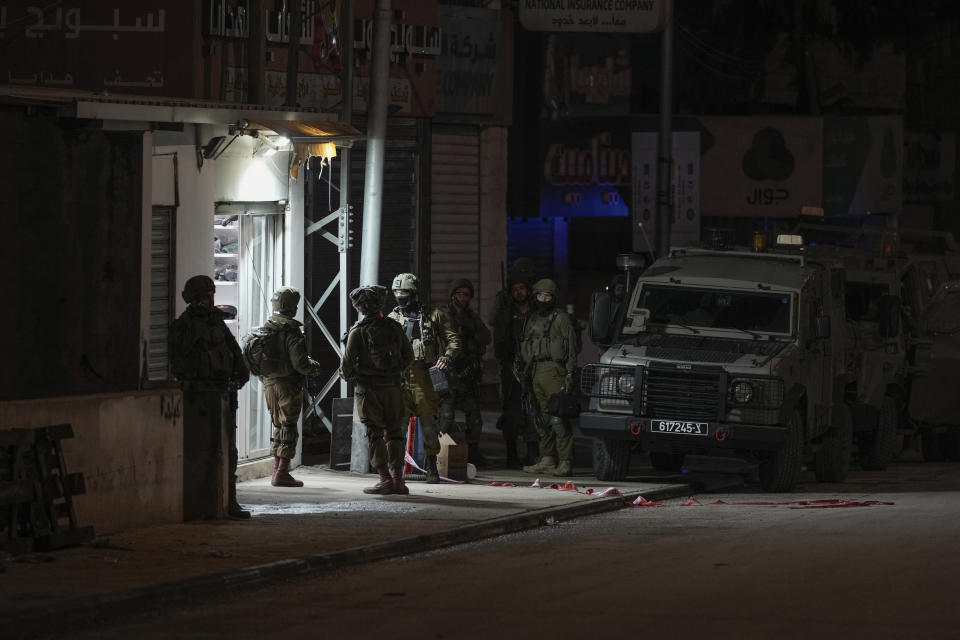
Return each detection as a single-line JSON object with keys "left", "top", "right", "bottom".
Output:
{"left": 272, "top": 457, "right": 304, "bottom": 487}
{"left": 553, "top": 459, "right": 573, "bottom": 476}
{"left": 364, "top": 467, "right": 395, "bottom": 495}
{"left": 391, "top": 468, "right": 410, "bottom": 495}
{"left": 425, "top": 455, "right": 441, "bottom": 484}
{"left": 523, "top": 456, "right": 556, "bottom": 474}
{"left": 505, "top": 441, "right": 522, "bottom": 469}
{"left": 227, "top": 480, "right": 251, "bottom": 519}
{"left": 522, "top": 441, "right": 539, "bottom": 466}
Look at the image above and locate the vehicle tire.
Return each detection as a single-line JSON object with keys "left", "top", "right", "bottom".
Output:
{"left": 814, "top": 410, "right": 852, "bottom": 483}
{"left": 592, "top": 438, "right": 631, "bottom": 481}
{"left": 859, "top": 396, "right": 898, "bottom": 471}
{"left": 758, "top": 408, "right": 803, "bottom": 492}
{"left": 649, "top": 452, "right": 686, "bottom": 471}
{"left": 921, "top": 428, "right": 944, "bottom": 462}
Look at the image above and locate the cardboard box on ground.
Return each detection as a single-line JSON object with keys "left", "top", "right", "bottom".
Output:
{"left": 437, "top": 432, "right": 468, "bottom": 480}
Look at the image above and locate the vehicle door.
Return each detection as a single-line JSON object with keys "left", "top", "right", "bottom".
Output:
{"left": 907, "top": 281, "right": 960, "bottom": 424}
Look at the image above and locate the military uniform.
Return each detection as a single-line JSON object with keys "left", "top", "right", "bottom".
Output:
{"left": 438, "top": 279, "right": 492, "bottom": 463}
{"left": 169, "top": 275, "right": 250, "bottom": 520}
{"left": 492, "top": 286, "right": 538, "bottom": 467}
{"left": 387, "top": 305, "right": 460, "bottom": 456}
{"left": 255, "top": 287, "right": 321, "bottom": 487}
{"left": 341, "top": 285, "right": 414, "bottom": 495}
{"left": 520, "top": 279, "right": 581, "bottom": 476}
{"left": 387, "top": 272, "right": 461, "bottom": 484}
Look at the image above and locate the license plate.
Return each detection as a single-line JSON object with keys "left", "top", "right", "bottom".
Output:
{"left": 650, "top": 420, "right": 709, "bottom": 436}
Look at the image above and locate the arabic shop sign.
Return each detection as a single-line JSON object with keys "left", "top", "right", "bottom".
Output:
{"left": 0, "top": 3, "right": 194, "bottom": 97}
{"left": 520, "top": 0, "right": 671, "bottom": 33}
{"left": 540, "top": 125, "right": 631, "bottom": 217}
{"left": 436, "top": 6, "right": 510, "bottom": 119}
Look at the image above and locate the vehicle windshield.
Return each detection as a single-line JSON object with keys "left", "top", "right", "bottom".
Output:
{"left": 636, "top": 285, "right": 793, "bottom": 335}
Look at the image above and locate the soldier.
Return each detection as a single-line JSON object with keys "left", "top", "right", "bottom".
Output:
{"left": 492, "top": 273, "right": 539, "bottom": 468}
{"left": 438, "top": 279, "right": 492, "bottom": 467}
{"left": 340, "top": 285, "right": 414, "bottom": 495}
{"left": 520, "top": 278, "right": 581, "bottom": 477}
{"left": 387, "top": 273, "right": 461, "bottom": 484}
{"left": 254, "top": 286, "right": 321, "bottom": 488}
{"left": 169, "top": 275, "right": 251, "bottom": 520}
{"left": 487, "top": 257, "right": 538, "bottom": 325}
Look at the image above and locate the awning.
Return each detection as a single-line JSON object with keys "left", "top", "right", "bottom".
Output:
{"left": 249, "top": 118, "right": 360, "bottom": 143}
{"left": 0, "top": 84, "right": 360, "bottom": 140}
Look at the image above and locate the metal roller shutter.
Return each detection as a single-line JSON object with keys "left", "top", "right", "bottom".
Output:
{"left": 148, "top": 206, "right": 174, "bottom": 381}
{"left": 431, "top": 129, "right": 480, "bottom": 305}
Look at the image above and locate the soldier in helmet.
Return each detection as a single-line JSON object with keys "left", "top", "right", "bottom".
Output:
{"left": 492, "top": 271, "right": 539, "bottom": 468}
{"left": 387, "top": 273, "right": 461, "bottom": 483}
{"left": 169, "top": 274, "right": 251, "bottom": 520}
{"left": 340, "top": 285, "right": 414, "bottom": 495}
{"left": 253, "top": 286, "right": 321, "bottom": 488}
{"left": 487, "top": 257, "right": 538, "bottom": 326}
{"left": 520, "top": 278, "right": 581, "bottom": 477}
{"left": 438, "top": 278, "right": 492, "bottom": 467}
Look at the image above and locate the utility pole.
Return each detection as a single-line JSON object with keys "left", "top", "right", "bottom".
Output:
{"left": 339, "top": 0, "right": 354, "bottom": 396}
{"left": 359, "top": 0, "right": 392, "bottom": 286}
{"left": 655, "top": 13, "right": 674, "bottom": 260}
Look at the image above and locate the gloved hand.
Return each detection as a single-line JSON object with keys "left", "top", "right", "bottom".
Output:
{"left": 436, "top": 356, "right": 452, "bottom": 370}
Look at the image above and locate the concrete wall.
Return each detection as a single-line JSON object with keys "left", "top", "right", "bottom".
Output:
{"left": 0, "top": 389, "right": 183, "bottom": 533}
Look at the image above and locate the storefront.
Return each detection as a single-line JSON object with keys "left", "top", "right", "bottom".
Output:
{"left": 0, "top": 86, "right": 357, "bottom": 529}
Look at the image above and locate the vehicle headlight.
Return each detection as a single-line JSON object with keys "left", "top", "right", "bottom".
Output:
{"left": 617, "top": 374, "right": 635, "bottom": 395}
{"left": 732, "top": 380, "right": 754, "bottom": 404}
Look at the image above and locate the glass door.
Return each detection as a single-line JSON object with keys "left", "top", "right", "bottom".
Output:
{"left": 237, "top": 213, "right": 284, "bottom": 461}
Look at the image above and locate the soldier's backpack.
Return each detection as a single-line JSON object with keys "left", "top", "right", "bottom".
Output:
{"left": 360, "top": 317, "right": 404, "bottom": 371}
{"left": 242, "top": 326, "right": 285, "bottom": 377}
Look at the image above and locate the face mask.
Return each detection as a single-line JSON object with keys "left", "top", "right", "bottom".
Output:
{"left": 394, "top": 292, "right": 413, "bottom": 309}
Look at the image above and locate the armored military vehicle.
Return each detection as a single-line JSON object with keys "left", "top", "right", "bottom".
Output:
{"left": 897, "top": 230, "right": 960, "bottom": 460}
{"left": 582, "top": 238, "right": 861, "bottom": 492}
{"left": 800, "top": 224, "right": 906, "bottom": 470}
{"left": 803, "top": 224, "right": 960, "bottom": 462}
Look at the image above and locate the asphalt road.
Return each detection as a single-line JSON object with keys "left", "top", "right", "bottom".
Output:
{"left": 61, "top": 461, "right": 960, "bottom": 640}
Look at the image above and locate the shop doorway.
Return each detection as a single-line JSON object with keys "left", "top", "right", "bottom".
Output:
{"left": 214, "top": 206, "right": 285, "bottom": 461}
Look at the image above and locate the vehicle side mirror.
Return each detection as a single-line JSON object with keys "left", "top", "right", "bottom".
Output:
{"left": 589, "top": 291, "right": 613, "bottom": 344}
{"left": 878, "top": 295, "right": 901, "bottom": 338}
{"left": 812, "top": 315, "right": 830, "bottom": 339}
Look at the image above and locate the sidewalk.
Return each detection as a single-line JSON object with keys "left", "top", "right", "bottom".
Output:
{"left": 0, "top": 456, "right": 740, "bottom": 638}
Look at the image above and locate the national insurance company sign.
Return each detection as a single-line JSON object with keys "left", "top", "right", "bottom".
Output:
{"left": 519, "top": 0, "right": 671, "bottom": 33}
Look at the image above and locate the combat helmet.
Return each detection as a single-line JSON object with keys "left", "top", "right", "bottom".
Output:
{"left": 532, "top": 278, "right": 558, "bottom": 297}
{"left": 391, "top": 272, "right": 418, "bottom": 292}
{"left": 182, "top": 275, "right": 215, "bottom": 303}
{"left": 271, "top": 286, "right": 301, "bottom": 314}
{"left": 448, "top": 278, "right": 474, "bottom": 298}
{"left": 350, "top": 285, "right": 387, "bottom": 315}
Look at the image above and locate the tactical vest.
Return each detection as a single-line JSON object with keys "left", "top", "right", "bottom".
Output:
{"left": 170, "top": 308, "right": 237, "bottom": 382}
{"left": 390, "top": 308, "right": 440, "bottom": 364}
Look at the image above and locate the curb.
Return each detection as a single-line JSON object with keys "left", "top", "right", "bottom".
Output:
{"left": 3, "top": 478, "right": 738, "bottom": 638}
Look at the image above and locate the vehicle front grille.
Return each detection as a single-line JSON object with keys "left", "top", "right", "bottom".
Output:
{"left": 645, "top": 346, "right": 741, "bottom": 363}
{"left": 642, "top": 367, "right": 723, "bottom": 421}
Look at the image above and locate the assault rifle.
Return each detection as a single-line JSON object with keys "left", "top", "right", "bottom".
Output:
{"left": 512, "top": 354, "right": 546, "bottom": 434}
